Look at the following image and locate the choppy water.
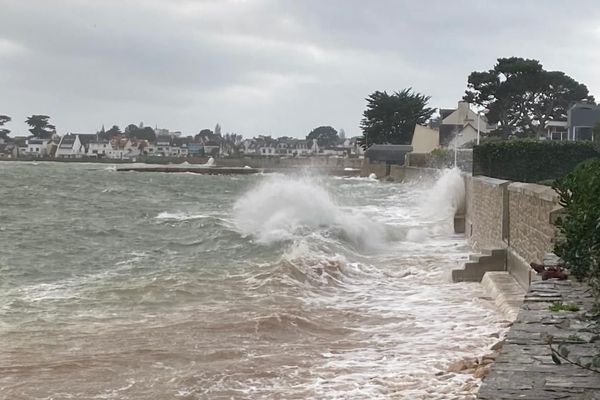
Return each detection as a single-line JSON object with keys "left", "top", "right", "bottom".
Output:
{"left": 0, "top": 162, "right": 506, "bottom": 399}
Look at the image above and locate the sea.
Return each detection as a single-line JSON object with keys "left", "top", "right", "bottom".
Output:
{"left": 0, "top": 162, "right": 507, "bottom": 400}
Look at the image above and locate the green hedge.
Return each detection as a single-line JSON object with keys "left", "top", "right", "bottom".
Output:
{"left": 473, "top": 140, "right": 599, "bottom": 182}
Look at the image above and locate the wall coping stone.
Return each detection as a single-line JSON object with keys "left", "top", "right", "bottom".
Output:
{"left": 507, "top": 182, "right": 558, "bottom": 202}
{"left": 473, "top": 176, "right": 511, "bottom": 187}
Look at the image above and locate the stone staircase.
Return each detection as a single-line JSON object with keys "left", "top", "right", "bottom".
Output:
{"left": 452, "top": 248, "right": 506, "bottom": 282}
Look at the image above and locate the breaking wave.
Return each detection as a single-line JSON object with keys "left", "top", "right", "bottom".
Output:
{"left": 155, "top": 211, "right": 210, "bottom": 221}
{"left": 232, "top": 176, "right": 385, "bottom": 249}
{"left": 408, "top": 167, "right": 466, "bottom": 237}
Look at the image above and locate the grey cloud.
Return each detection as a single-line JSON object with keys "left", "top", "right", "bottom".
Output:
{"left": 0, "top": 0, "right": 599, "bottom": 137}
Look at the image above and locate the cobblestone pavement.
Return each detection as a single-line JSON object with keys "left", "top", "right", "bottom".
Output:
{"left": 478, "top": 279, "right": 600, "bottom": 399}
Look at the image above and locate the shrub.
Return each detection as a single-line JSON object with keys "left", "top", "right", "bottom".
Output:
{"left": 553, "top": 158, "right": 600, "bottom": 302}
{"left": 473, "top": 140, "right": 599, "bottom": 182}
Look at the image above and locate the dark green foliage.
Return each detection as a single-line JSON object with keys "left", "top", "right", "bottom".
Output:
{"left": 198, "top": 129, "right": 213, "bottom": 136}
{"left": 0, "top": 115, "right": 10, "bottom": 138}
{"left": 104, "top": 125, "right": 122, "bottom": 139}
{"left": 465, "top": 57, "right": 594, "bottom": 138}
{"left": 359, "top": 88, "right": 435, "bottom": 148}
{"left": 306, "top": 126, "right": 339, "bottom": 148}
{"left": 553, "top": 159, "right": 600, "bottom": 300}
{"left": 195, "top": 129, "right": 220, "bottom": 143}
{"left": 124, "top": 124, "right": 156, "bottom": 141}
{"left": 25, "top": 115, "right": 55, "bottom": 138}
{"left": 473, "top": 140, "right": 599, "bottom": 182}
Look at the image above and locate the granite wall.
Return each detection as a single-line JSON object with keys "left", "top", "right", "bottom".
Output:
{"left": 464, "top": 175, "right": 561, "bottom": 289}
{"left": 464, "top": 176, "right": 510, "bottom": 250}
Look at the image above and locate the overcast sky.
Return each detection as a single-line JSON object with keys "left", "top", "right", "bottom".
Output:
{"left": 1, "top": 0, "right": 599, "bottom": 138}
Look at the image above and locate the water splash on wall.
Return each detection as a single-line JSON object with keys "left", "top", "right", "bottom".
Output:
{"left": 232, "top": 175, "right": 385, "bottom": 249}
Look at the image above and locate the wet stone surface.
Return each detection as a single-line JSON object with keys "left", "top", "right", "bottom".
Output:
{"left": 477, "top": 279, "right": 600, "bottom": 400}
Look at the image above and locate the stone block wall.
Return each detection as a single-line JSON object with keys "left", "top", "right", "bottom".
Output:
{"left": 507, "top": 183, "right": 559, "bottom": 264}
{"left": 464, "top": 175, "right": 561, "bottom": 289}
{"left": 465, "top": 176, "right": 510, "bottom": 250}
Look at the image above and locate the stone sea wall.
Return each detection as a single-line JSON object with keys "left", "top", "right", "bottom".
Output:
{"left": 464, "top": 176, "right": 509, "bottom": 250}
{"left": 464, "top": 175, "right": 561, "bottom": 289}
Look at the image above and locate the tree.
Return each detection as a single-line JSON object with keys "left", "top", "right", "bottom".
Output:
{"left": 0, "top": 115, "right": 10, "bottom": 139}
{"left": 195, "top": 129, "right": 215, "bottom": 142}
{"left": 125, "top": 124, "right": 156, "bottom": 141}
{"left": 124, "top": 124, "right": 138, "bottom": 135}
{"left": 464, "top": 57, "right": 594, "bottom": 138}
{"left": 214, "top": 123, "right": 222, "bottom": 136}
{"left": 339, "top": 128, "right": 346, "bottom": 142}
{"left": 359, "top": 88, "right": 435, "bottom": 148}
{"left": 104, "top": 125, "right": 122, "bottom": 138}
{"left": 306, "top": 126, "right": 339, "bottom": 148}
{"left": 26, "top": 115, "right": 55, "bottom": 138}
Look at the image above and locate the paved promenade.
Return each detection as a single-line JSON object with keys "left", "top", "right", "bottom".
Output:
{"left": 478, "top": 279, "right": 600, "bottom": 399}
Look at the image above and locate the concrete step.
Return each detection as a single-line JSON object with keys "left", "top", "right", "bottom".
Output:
{"left": 452, "top": 248, "right": 507, "bottom": 283}
{"left": 481, "top": 271, "right": 525, "bottom": 320}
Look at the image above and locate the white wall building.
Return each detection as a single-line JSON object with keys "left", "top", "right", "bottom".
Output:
{"left": 88, "top": 140, "right": 112, "bottom": 158}
{"left": 55, "top": 135, "right": 86, "bottom": 158}
{"left": 25, "top": 138, "right": 51, "bottom": 157}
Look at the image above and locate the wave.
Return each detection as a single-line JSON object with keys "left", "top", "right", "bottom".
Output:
{"left": 244, "top": 253, "right": 354, "bottom": 292}
{"left": 407, "top": 167, "right": 465, "bottom": 237}
{"left": 423, "top": 168, "right": 465, "bottom": 219}
{"left": 155, "top": 211, "right": 210, "bottom": 221}
{"left": 232, "top": 175, "right": 385, "bottom": 249}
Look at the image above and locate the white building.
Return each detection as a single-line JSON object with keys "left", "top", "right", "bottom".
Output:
{"left": 155, "top": 134, "right": 171, "bottom": 157}
{"left": 25, "top": 138, "right": 52, "bottom": 157}
{"left": 88, "top": 140, "right": 112, "bottom": 158}
{"left": 55, "top": 135, "right": 86, "bottom": 158}
{"left": 169, "top": 144, "right": 188, "bottom": 157}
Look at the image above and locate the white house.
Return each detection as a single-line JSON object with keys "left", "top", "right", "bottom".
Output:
{"left": 169, "top": 144, "right": 188, "bottom": 157}
{"left": 55, "top": 134, "right": 86, "bottom": 158}
{"left": 25, "top": 138, "right": 52, "bottom": 157}
{"left": 143, "top": 143, "right": 157, "bottom": 156}
{"left": 88, "top": 140, "right": 112, "bottom": 158}
{"left": 155, "top": 134, "right": 171, "bottom": 157}
{"left": 259, "top": 143, "right": 277, "bottom": 156}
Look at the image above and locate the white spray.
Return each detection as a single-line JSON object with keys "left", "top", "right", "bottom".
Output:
{"left": 406, "top": 167, "right": 465, "bottom": 239}
{"left": 232, "top": 176, "right": 385, "bottom": 249}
